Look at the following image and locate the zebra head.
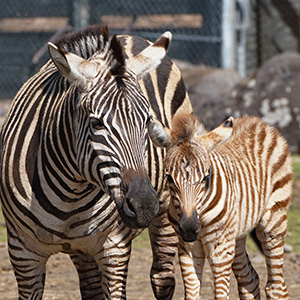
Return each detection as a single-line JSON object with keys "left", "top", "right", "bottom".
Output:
{"left": 148, "top": 114, "right": 234, "bottom": 242}
{"left": 47, "top": 26, "right": 172, "bottom": 228}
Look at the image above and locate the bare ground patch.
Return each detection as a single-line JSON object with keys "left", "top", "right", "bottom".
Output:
{"left": 0, "top": 241, "right": 300, "bottom": 300}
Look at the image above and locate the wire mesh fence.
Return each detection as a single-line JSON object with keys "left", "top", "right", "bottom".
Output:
{"left": 256, "top": 0, "right": 299, "bottom": 66}
{"left": 0, "top": 0, "right": 299, "bottom": 100}
{"left": 0, "top": 0, "right": 223, "bottom": 99}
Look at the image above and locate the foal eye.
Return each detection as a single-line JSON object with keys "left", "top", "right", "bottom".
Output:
{"left": 90, "top": 117, "right": 106, "bottom": 130}
{"left": 201, "top": 167, "right": 212, "bottom": 190}
{"left": 201, "top": 174, "right": 209, "bottom": 183}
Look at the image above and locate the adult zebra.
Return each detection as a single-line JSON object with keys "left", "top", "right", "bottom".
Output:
{"left": 0, "top": 25, "right": 192, "bottom": 299}
{"left": 148, "top": 114, "right": 292, "bottom": 299}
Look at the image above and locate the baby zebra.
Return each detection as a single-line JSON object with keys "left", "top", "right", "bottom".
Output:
{"left": 148, "top": 114, "right": 292, "bottom": 300}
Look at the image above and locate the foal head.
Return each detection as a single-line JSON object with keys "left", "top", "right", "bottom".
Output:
{"left": 148, "top": 114, "right": 233, "bottom": 241}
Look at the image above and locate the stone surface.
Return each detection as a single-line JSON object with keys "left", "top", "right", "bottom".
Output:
{"left": 179, "top": 52, "right": 300, "bottom": 153}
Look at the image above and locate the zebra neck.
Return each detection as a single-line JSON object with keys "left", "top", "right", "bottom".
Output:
{"left": 39, "top": 83, "right": 88, "bottom": 189}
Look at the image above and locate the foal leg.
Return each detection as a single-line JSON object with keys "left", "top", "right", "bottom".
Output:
{"left": 178, "top": 239, "right": 205, "bottom": 300}
{"left": 207, "top": 240, "right": 235, "bottom": 300}
{"left": 232, "top": 237, "right": 260, "bottom": 299}
{"left": 256, "top": 207, "right": 289, "bottom": 299}
{"left": 70, "top": 253, "right": 103, "bottom": 300}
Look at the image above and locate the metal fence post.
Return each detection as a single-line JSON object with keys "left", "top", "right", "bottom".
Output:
{"left": 236, "top": 0, "right": 251, "bottom": 78}
{"left": 73, "top": 0, "right": 90, "bottom": 31}
{"left": 222, "top": 0, "right": 236, "bottom": 69}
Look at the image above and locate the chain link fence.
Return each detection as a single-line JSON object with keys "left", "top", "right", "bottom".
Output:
{"left": 256, "top": 0, "right": 299, "bottom": 65}
{"left": 0, "top": 0, "right": 223, "bottom": 100}
{"left": 1, "top": 0, "right": 300, "bottom": 100}
{"left": 237, "top": 0, "right": 300, "bottom": 76}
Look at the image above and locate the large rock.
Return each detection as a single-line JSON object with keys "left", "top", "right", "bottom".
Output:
{"left": 178, "top": 52, "right": 300, "bottom": 153}
{"left": 175, "top": 60, "right": 241, "bottom": 131}
{"left": 227, "top": 51, "right": 300, "bottom": 153}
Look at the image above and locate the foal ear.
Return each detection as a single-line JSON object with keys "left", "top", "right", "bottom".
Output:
{"left": 48, "top": 42, "right": 98, "bottom": 85}
{"left": 197, "top": 117, "right": 234, "bottom": 152}
{"left": 147, "top": 118, "right": 172, "bottom": 148}
{"left": 126, "top": 31, "right": 172, "bottom": 80}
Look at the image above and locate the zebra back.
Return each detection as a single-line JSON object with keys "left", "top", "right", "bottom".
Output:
{"left": 217, "top": 116, "right": 292, "bottom": 235}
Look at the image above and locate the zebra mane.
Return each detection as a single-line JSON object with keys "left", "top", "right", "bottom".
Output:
{"left": 55, "top": 24, "right": 125, "bottom": 76}
{"left": 171, "top": 114, "right": 206, "bottom": 145}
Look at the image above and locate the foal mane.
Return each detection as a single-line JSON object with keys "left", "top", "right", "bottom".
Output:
{"left": 171, "top": 114, "right": 206, "bottom": 145}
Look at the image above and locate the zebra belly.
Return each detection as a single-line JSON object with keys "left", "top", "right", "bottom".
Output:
{"left": 2, "top": 180, "right": 122, "bottom": 250}
{"left": 236, "top": 191, "right": 268, "bottom": 237}
{"left": 5, "top": 207, "right": 124, "bottom": 258}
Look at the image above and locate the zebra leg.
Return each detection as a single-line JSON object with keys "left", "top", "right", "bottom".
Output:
{"left": 178, "top": 239, "right": 204, "bottom": 300}
{"left": 94, "top": 224, "right": 133, "bottom": 299}
{"left": 256, "top": 208, "right": 289, "bottom": 300}
{"left": 148, "top": 210, "right": 178, "bottom": 300}
{"left": 70, "top": 253, "right": 103, "bottom": 300}
{"left": 232, "top": 237, "right": 260, "bottom": 300}
{"left": 7, "top": 231, "right": 48, "bottom": 300}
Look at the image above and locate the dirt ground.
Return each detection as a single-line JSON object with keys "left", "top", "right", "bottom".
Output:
{"left": 0, "top": 240, "right": 299, "bottom": 300}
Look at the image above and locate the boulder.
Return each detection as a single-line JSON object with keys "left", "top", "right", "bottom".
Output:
{"left": 178, "top": 52, "right": 300, "bottom": 153}
{"left": 227, "top": 51, "right": 300, "bottom": 153}
{"left": 175, "top": 60, "right": 242, "bottom": 131}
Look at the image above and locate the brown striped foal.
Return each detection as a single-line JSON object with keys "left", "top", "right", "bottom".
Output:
{"left": 148, "top": 114, "right": 292, "bottom": 300}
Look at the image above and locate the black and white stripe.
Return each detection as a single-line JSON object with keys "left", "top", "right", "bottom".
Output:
{"left": 0, "top": 25, "right": 192, "bottom": 299}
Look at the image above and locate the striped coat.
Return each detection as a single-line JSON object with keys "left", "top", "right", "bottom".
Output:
{"left": 0, "top": 25, "right": 192, "bottom": 300}
{"left": 148, "top": 114, "right": 292, "bottom": 300}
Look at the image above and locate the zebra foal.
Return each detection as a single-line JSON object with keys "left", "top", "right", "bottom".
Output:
{"left": 0, "top": 25, "right": 192, "bottom": 299}
{"left": 148, "top": 114, "right": 292, "bottom": 300}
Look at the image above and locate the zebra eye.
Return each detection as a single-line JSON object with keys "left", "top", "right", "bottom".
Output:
{"left": 166, "top": 174, "right": 174, "bottom": 185}
{"left": 90, "top": 117, "right": 106, "bottom": 130}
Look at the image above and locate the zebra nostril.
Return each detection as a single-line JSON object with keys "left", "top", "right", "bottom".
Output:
{"left": 123, "top": 198, "right": 136, "bottom": 218}
{"left": 178, "top": 223, "right": 184, "bottom": 237}
{"left": 195, "top": 223, "right": 201, "bottom": 233}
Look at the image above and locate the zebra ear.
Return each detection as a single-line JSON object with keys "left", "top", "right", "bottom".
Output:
{"left": 48, "top": 42, "right": 98, "bottom": 84}
{"left": 147, "top": 118, "right": 172, "bottom": 148}
{"left": 197, "top": 117, "right": 234, "bottom": 152}
{"left": 127, "top": 31, "right": 172, "bottom": 80}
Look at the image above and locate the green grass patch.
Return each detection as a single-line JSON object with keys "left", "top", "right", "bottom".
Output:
{"left": 246, "top": 235, "right": 259, "bottom": 253}
{"left": 292, "top": 155, "right": 300, "bottom": 180}
{"left": 0, "top": 208, "right": 7, "bottom": 242}
{"left": 132, "top": 229, "right": 151, "bottom": 249}
{"left": 286, "top": 204, "right": 300, "bottom": 252}
{"left": 288, "top": 155, "right": 300, "bottom": 252}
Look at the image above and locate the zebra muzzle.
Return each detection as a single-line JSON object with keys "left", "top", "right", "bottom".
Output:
{"left": 178, "top": 209, "right": 201, "bottom": 243}
{"left": 118, "top": 168, "right": 159, "bottom": 228}
{"left": 123, "top": 197, "right": 136, "bottom": 218}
